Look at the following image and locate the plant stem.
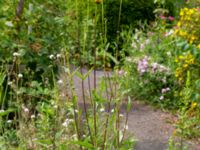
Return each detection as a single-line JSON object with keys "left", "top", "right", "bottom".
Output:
{"left": 93, "top": 4, "right": 98, "bottom": 146}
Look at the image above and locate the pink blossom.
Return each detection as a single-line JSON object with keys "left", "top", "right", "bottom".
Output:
{"left": 137, "top": 56, "right": 149, "bottom": 74}
{"left": 168, "top": 16, "right": 174, "bottom": 21}
{"left": 160, "top": 15, "right": 166, "bottom": 20}
{"left": 151, "top": 63, "right": 158, "bottom": 73}
{"left": 118, "top": 70, "right": 124, "bottom": 76}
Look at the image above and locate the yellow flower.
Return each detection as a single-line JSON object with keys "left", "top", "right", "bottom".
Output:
{"left": 174, "top": 29, "right": 179, "bottom": 35}
{"left": 191, "top": 102, "right": 197, "bottom": 109}
{"left": 173, "top": 129, "right": 177, "bottom": 136}
{"left": 180, "top": 11, "right": 184, "bottom": 16}
{"left": 178, "top": 55, "right": 184, "bottom": 60}
{"left": 183, "top": 64, "right": 188, "bottom": 68}
{"left": 175, "top": 58, "right": 179, "bottom": 63}
{"left": 197, "top": 44, "right": 200, "bottom": 49}
{"left": 177, "top": 21, "right": 181, "bottom": 27}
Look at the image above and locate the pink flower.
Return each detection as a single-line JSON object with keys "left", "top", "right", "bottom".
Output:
{"left": 151, "top": 63, "right": 158, "bottom": 73}
{"left": 160, "top": 15, "right": 166, "bottom": 20}
{"left": 118, "top": 70, "right": 124, "bottom": 76}
{"left": 137, "top": 56, "right": 149, "bottom": 74}
{"left": 168, "top": 16, "right": 174, "bottom": 21}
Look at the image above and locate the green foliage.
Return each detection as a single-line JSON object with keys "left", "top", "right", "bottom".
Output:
{"left": 0, "top": 0, "right": 67, "bottom": 82}
{"left": 105, "top": 0, "right": 156, "bottom": 43}
{"left": 0, "top": 1, "right": 135, "bottom": 149}
{"left": 120, "top": 24, "right": 182, "bottom": 109}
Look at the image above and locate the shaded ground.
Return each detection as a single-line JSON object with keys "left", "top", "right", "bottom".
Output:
{"left": 129, "top": 101, "right": 174, "bottom": 150}
{"left": 60, "top": 68, "right": 200, "bottom": 150}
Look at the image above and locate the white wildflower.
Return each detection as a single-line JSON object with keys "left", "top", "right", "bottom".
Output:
{"left": 18, "top": 73, "right": 23, "bottom": 78}
{"left": 100, "top": 108, "right": 105, "bottom": 112}
{"left": 13, "top": 52, "right": 20, "bottom": 57}
{"left": 62, "top": 121, "right": 69, "bottom": 127}
{"left": 0, "top": 109, "right": 5, "bottom": 113}
{"left": 166, "top": 51, "right": 171, "bottom": 56}
{"left": 119, "top": 114, "right": 124, "bottom": 117}
{"left": 7, "top": 120, "right": 12, "bottom": 123}
{"left": 31, "top": 115, "right": 35, "bottom": 119}
{"left": 8, "top": 81, "right": 13, "bottom": 85}
{"left": 62, "top": 119, "right": 73, "bottom": 128}
{"left": 124, "top": 125, "right": 128, "bottom": 130}
{"left": 56, "top": 54, "right": 61, "bottom": 58}
{"left": 126, "top": 57, "right": 133, "bottom": 62}
{"left": 5, "top": 21, "right": 13, "bottom": 27}
{"left": 49, "top": 54, "right": 54, "bottom": 60}
{"left": 57, "top": 79, "right": 63, "bottom": 85}
{"left": 165, "top": 29, "right": 174, "bottom": 37}
{"left": 160, "top": 96, "right": 164, "bottom": 100}
{"left": 131, "top": 42, "right": 137, "bottom": 48}
{"left": 23, "top": 107, "right": 29, "bottom": 113}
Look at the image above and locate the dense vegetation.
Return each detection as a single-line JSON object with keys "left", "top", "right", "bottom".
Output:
{"left": 0, "top": 0, "right": 200, "bottom": 149}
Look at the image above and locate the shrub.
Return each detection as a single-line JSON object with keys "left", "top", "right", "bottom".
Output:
{"left": 104, "top": 0, "right": 156, "bottom": 42}
{"left": 174, "top": 7, "right": 200, "bottom": 46}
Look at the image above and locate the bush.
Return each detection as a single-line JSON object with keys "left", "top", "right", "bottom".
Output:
{"left": 174, "top": 7, "right": 200, "bottom": 46}
{"left": 173, "top": 7, "right": 200, "bottom": 138}
{"left": 104, "top": 0, "right": 156, "bottom": 42}
{"left": 0, "top": 1, "right": 67, "bottom": 83}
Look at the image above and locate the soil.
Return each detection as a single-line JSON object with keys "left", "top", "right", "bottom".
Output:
{"left": 60, "top": 68, "right": 200, "bottom": 150}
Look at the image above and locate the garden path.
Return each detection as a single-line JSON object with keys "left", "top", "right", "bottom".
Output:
{"left": 60, "top": 68, "right": 199, "bottom": 150}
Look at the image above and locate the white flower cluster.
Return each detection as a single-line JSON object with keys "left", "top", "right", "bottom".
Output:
{"left": 62, "top": 118, "right": 73, "bottom": 128}
{"left": 49, "top": 54, "right": 62, "bottom": 60}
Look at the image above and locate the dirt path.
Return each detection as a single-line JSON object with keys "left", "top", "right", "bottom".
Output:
{"left": 60, "top": 68, "right": 199, "bottom": 150}
{"left": 128, "top": 101, "right": 174, "bottom": 150}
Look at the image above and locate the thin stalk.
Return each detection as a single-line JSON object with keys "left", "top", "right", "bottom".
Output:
{"left": 80, "top": 67, "right": 94, "bottom": 145}
{"left": 115, "top": 1, "right": 123, "bottom": 147}
{"left": 86, "top": 0, "right": 92, "bottom": 103}
{"left": 69, "top": 70, "right": 82, "bottom": 150}
{"left": 1, "top": 70, "right": 8, "bottom": 110}
{"left": 116, "top": 0, "right": 123, "bottom": 60}
{"left": 116, "top": 103, "right": 120, "bottom": 148}
{"left": 102, "top": 74, "right": 113, "bottom": 150}
{"left": 69, "top": 1, "right": 82, "bottom": 146}
{"left": 121, "top": 103, "right": 129, "bottom": 144}
{"left": 78, "top": 0, "right": 94, "bottom": 146}
{"left": 93, "top": 4, "right": 98, "bottom": 146}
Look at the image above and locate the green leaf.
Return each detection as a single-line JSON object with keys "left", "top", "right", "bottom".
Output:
{"left": 127, "top": 96, "right": 132, "bottom": 112}
{"left": 75, "top": 67, "right": 94, "bottom": 80}
{"left": 71, "top": 140, "right": 94, "bottom": 149}
{"left": 83, "top": 67, "right": 94, "bottom": 80}
{"left": 0, "top": 72, "right": 6, "bottom": 86}
{"left": 0, "top": 108, "right": 17, "bottom": 117}
{"left": 75, "top": 71, "right": 84, "bottom": 80}
{"left": 36, "top": 139, "right": 52, "bottom": 147}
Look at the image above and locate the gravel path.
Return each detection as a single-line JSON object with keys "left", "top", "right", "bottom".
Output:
{"left": 60, "top": 68, "right": 200, "bottom": 150}
{"left": 128, "top": 101, "right": 174, "bottom": 150}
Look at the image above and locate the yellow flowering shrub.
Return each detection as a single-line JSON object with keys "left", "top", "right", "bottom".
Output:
{"left": 175, "top": 7, "right": 200, "bottom": 46}
{"left": 175, "top": 53, "right": 195, "bottom": 83}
